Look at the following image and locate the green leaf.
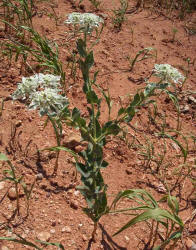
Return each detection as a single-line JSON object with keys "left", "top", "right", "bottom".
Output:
{"left": 153, "top": 231, "right": 182, "bottom": 250}
{"left": 72, "top": 107, "right": 81, "bottom": 120}
{"left": 76, "top": 162, "right": 90, "bottom": 178}
{"left": 85, "top": 51, "right": 94, "bottom": 69}
{"left": 86, "top": 90, "right": 99, "bottom": 104}
{"left": 118, "top": 107, "right": 125, "bottom": 116}
{"left": 113, "top": 207, "right": 181, "bottom": 236}
{"left": 42, "top": 146, "right": 78, "bottom": 160}
{"left": 160, "top": 133, "right": 188, "bottom": 163}
{"left": 165, "top": 90, "right": 179, "bottom": 109}
{"left": 79, "top": 60, "right": 89, "bottom": 84}
{"left": 0, "top": 153, "right": 9, "bottom": 161}
{"left": 0, "top": 237, "right": 42, "bottom": 250}
{"left": 101, "top": 160, "right": 108, "bottom": 168}
{"left": 36, "top": 240, "right": 65, "bottom": 250}
{"left": 111, "top": 189, "right": 158, "bottom": 210}
{"left": 103, "top": 122, "right": 121, "bottom": 136}
{"left": 95, "top": 119, "right": 102, "bottom": 138}
{"left": 124, "top": 108, "right": 135, "bottom": 123}
{"left": 144, "top": 83, "right": 156, "bottom": 97}
{"left": 77, "top": 39, "right": 87, "bottom": 58}
{"left": 167, "top": 194, "right": 179, "bottom": 214}
{"left": 130, "top": 93, "right": 141, "bottom": 107}
{"left": 93, "top": 71, "right": 99, "bottom": 83}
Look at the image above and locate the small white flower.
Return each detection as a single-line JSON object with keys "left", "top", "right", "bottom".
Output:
{"left": 37, "top": 73, "right": 61, "bottom": 88}
{"left": 12, "top": 76, "right": 39, "bottom": 100}
{"left": 12, "top": 74, "right": 61, "bottom": 100}
{"left": 65, "top": 12, "right": 104, "bottom": 33}
{"left": 154, "top": 64, "right": 185, "bottom": 84}
{"left": 29, "top": 88, "right": 68, "bottom": 116}
{"left": 65, "top": 12, "right": 82, "bottom": 25}
{"left": 12, "top": 74, "right": 68, "bottom": 116}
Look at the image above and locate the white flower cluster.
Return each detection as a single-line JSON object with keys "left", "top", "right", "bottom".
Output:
{"left": 154, "top": 64, "right": 185, "bottom": 84}
{"left": 12, "top": 74, "right": 68, "bottom": 116}
{"left": 65, "top": 12, "right": 104, "bottom": 33}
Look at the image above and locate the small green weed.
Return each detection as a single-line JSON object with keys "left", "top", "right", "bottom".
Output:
{"left": 0, "top": 153, "right": 35, "bottom": 216}
{"left": 0, "top": 228, "right": 65, "bottom": 250}
{"left": 112, "top": 0, "right": 128, "bottom": 30}
{"left": 88, "top": 0, "right": 101, "bottom": 9}
{"left": 1, "top": 0, "right": 34, "bottom": 38}
{"left": 111, "top": 189, "right": 184, "bottom": 249}
{"left": 3, "top": 25, "right": 66, "bottom": 88}
{"left": 139, "top": 0, "right": 196, "bottom": 19}
{"left": 171, "top": 27, "right": 178, "bottom": 42}
{"left": 127, "top": 47, "right": 157, "bottom": 71}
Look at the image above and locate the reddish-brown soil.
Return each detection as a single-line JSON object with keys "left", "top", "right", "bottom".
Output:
{"left": 0, "top": 0, "right": 196, "bottom": 249}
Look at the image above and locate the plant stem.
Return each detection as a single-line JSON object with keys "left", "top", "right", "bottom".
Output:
{"left": 92, "top": 222, "right": 98, "bottom": 242}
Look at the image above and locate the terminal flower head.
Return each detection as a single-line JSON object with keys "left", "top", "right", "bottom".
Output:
{"left": 154, "top": 64, "right": 185, "bottom": 84}
{"left": 65, "top": 12, "right": 104, "bottom": 33}
{"left": 29, "top": 88, "right": 68, "bottom": 116}
{"left": 12, "top": 74, "right": 61, "bottom": 100}
{"left": 12, "top": 75, "right": 39, "bottom": 100}
{"left": 12, "top": 74, "right": 67, "bottom": 116}
{"left": 36, "top": 73, "right": 61, "bottom": 88}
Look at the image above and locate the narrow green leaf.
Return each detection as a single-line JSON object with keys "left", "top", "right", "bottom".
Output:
{"left": 76, "top": 162, "right": 90, "bottom": 178}
{"left": 130, "top": 93, "right": 141, "bottom": 107}
{"left": 113, "top": 207, "right": 181, "bottom": 236}
{"left": 0, "top": 237, "right": 42, "bottom": 250}
{"left": 160, "top": 134, "right": 188, "bottom": 162}
{"left": 86, "top": 90, "right": 99, "bottom": 104}
{"left": 118, "top": 107, "right": 125, "bottom": 116}
{"left": 36, "top": 240, "right": 65, "bottom": 250}
{"left": 41, "top": 146, "right": 78, "bottom": 160}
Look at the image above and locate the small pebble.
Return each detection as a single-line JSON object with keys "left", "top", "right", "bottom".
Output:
{"left": 82, "top": 234, "right": 87, "bottom": 241}
{"left": 181, "top": 104, "right": 189, "bottom": 113}
{"left": 125, "top": 236, "right": 130, "bottom": 242}
{"left": 1, "top": 246, "right": 10, "bottom": 250}
{"left": 74, "top": 190, "right": 80, "bottom": 196}
{"left": 50, "top": 229, "right": 56, "bottom": 234}
{"left": 51, "top": 221, "right": 56, "bottom": 227}
{"left": 15, "top": 120, "right": 22, "bottom": 127}
{"left": 8, "top": 204, "right": 12, "bottom": 210}
{"left": 126, "top": 169, "right": 132, "bottom": 175}
{"left": 0, "top": 181, "right": 5, "bottom": 190}
{"left": 75, "top": 145, "right": 84, "bottom": 153}
{"left": 36, "top": 173, "right": 43, "bottom": 181}
{"left": 70, "top": 200, "right": 79, "bottom": 209}
{"left": 62, "top": 226, "right": 71, "bottom": 233}
{"left": 37, "top": 231, "right": 51, "bottom": 242}
{"left": 188, "top": 96, "right": 196, "bottom": 104}
{"left": 8, "top": 187, "right": 17, "bottom": 199}
{"left": 186, "top": 239, "right": 196, "bottom": 250}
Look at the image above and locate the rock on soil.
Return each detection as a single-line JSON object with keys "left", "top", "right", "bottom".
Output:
{"left": 36, "top": 231, "right": 51, "bottom": 242}
{"left": 1, "top": 246, "right": 10, "bottom": 250}
{"left": 8, "top": 187, "right": 18, "bottom": 199}
{"left": 63, "top": 133, "right": 81, "bottom": 149}
{"left": 186, "top": 239, "right": 196, "bottom": 250}
{"left": 61, "top": 226, "right": 71, "bottom": 233}
{"left": 0, "top": 181, "right": 5, "bottom": 190}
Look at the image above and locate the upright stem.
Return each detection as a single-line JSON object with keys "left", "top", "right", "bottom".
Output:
{"left": 48, "top": 116, "right": 61, "bottom": 176}
{"left": 92, "top": 222, "right": 98, "bottom": 242}
{"left": 9, "top": 161, "right": 20, "bottom": 215}
{"left": 15, "top": 182, "right": 20, "bottom": 215}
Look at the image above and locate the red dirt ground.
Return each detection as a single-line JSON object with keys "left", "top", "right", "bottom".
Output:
{"left": 0, "top": 0, "right": 196, "bottom": 249}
